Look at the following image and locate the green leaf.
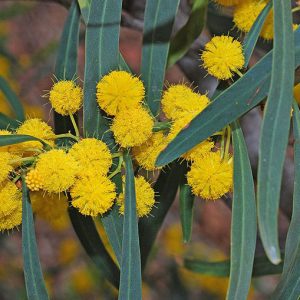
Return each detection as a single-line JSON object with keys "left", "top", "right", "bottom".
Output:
{"left": 0, "top": 76, "right": 24, "bottom": 122}
{"left": 271, "top": 103, "right": 300, "bottom": 299}
{"left": 141, "top": 0, "right": 180, "bottom": 115}
{"left": 0, "top": 112, "right": 18, "bottom": 130}
{"left": 22, "top": 180, "right": 49, "bottom": 300}
{"left": 243, "top": 1, "right": 272, "bottom": 67}
{"left": 77, "top": 0, "right": 91, "bottom": 24}
{"left": 167, "top": 0, "right": 208, "bottom": 68}
{"left": 227, "top": 121, "right": 257, "bottom": 300}
{"left": 118, "top": 152, "right": 142, "bottom": 300}
{"left": 82, "top": 0, "right": 124, "bottom": 264}
{"left": 139, "top": 162, "right": 187, "bottom": 269}
{"left": 0, "top": 134, "right": 47, "bottom": 147}
{"left": 68, "top": 205, "right": 120, "bottom": 288}
{"left": 155, "top": 28, "right": 300, "bottom": 167}
{"left": 257, "top": 0, "right": 294, "bottom": 264}
{"left": 179, "top": 177, "right": 195, "bottom": 243}
{"left": 184, "top": 255, "right": 283, "bottom": 278}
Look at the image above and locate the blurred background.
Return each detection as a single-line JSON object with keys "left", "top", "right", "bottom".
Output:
{"left": 0, "top": 0, "right": 298, "bottom": 299}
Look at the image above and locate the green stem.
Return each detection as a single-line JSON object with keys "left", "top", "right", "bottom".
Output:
{"left": 69, "top": 114, "right": 80, "bottom": 138}
{"left": 55, "top": 133, "right": 79, "bottom": 141}
{"left": 235, "top": 69, "right": 244, "bottom": 78}
{"left": 111, "top": 152, "right": 123, "bottom": 158}
{"left": 10, "top": 156, "right": 35, "bottom": 165}
{"left": 224, "top": 125, "right": 232, "bottom": 161}
{"left": 292, "top": 6, "right": 300, "bottom": 13}
{"left": 153, "top": 121, "right": 172, "bottom": 132}
{"left": 108, "top": 155, "right": 124, "bottom": 179}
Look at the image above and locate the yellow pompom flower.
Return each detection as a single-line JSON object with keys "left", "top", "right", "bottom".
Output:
{"left": 132, "top": 132, "right": 168, "bottom": 171}
{"left": 201, "top": 36, "right": 245, "bottom": 80}
{"left": 187, "top": 151, "right": 233, "bottom": 200}
{"left": 49, "top": 80, "right": 83, "bottom": 116}
{"left": 25, "top": 169, "right": 44, "bottom": 191}
{"left": 69, "top": 138, "right": 112, "bottom": 175}
{"left": 16, "top": 118, "right": 55, "bottom": 151}
{"left": 31, "top": 191, "right": 69, "bottom": 229}
{"left": 213, "top": 0, "right": 242, "bottom": 7}
{"left": 182, "top": 140, "right": 215, "bottom": 162}
{"left": 233, "top": 1, "right": 274, "bottom": 41}
{"left": 35, "top": 149, "right": 78, "bottom": 193}
{"left": 0, "top": 205, "right": 22, "bottom": 232}
{"left": 71, "top": 171, "right": 116, "bottom": 217}
{"left": 161, "top": 84, "right": 210, "bottom": 120}
{"left": 0, "top": 181, "right": 22, "bottom": 217}
{"left": 117, "top": 176, "right": 155, "bottom": 218}
{"left": 96, "top": 70, "right": 145, "bottom": 116}
{"left": 111, "top": 106, "right": 154, "bottom": 148}
{"left": 0, "top": 152, "right": 15, "bottom": 183}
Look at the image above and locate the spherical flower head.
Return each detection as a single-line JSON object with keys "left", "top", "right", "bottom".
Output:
{"left": 0, "top": 181, "right": 22, "bottom": 217}
{"left": 26, "top": 169, "right": 44, "bottom": 191}
{"left": 161, "top": 84, "right": 210, "bottom": 120}
{"left": 31, "top": 191, "right": 68, "bottom": 229}
{"left": 182, "top": 139, "right": 215, "bottom": 162}
{"left": 71, "top": 174, "right": 116, "bottom": 217}
{"left": 213, "top": 0, "right": 243, "bottom": 7}
{"left": 111, "top": 106, "right": 154, "bottom": 148}
{"left": 117, "top": 176, "right": 155, "bottom": 218}
{"left": 0, "top": 205, "right": 22, "bottom": 232}
{"left": 16, "top": 118, "right": 55, "bottom": 151}
{"left": 201, "top": 36, "right": 245, "bottom": 80}
{"left": 96, "top": 70, "right": 145, "bottom": 116}
{"left": 187, "top": 151, "right": 233, "bottom": 200}
{"left": 233, "top": 1, "right": 273, "bottom": 40}
{"left": 132, "top": 132, "right": 168, "bottom": 171}
{"left": 49, "top": 80, "right": 83, "bottom": 116}
{"left": 0, "top": 152, "right": 15, "bottom": 183}
{"left": 35, "top": 149, "right": 78, "bottom": 193}
{"left": 69, "top": 138, "right": 112, "bottom": 175}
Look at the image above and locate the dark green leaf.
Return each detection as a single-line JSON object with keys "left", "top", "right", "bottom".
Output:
{"left": 184, "top": 255, "right": 283, "bottom": 278}
{"left": 0, "top": 134, "right": 47, "bottom": 147}
{"left": 0, "top": 113, "right": 18, "bottom": 130}
{"left": 68, "top": 205, "right": 120, "bottom": 288}
{"left": 0, "top": 76, "right": 24, "bottom": 122}
{"left": 167, "top": 0, "right": 208, "bottom": 68}
{"left": 77, "top": 0, "right": 91, "bottom": 24}
{"left": 243, "top": 1, "right": 272, "bottom": 67}
{"left": 118, "top": 152, "right": 142, "bottom": 300}
{"left": 141, "top": 0, "right": 180, "bottom": 115}
{"left": 227, "top": 121, "right": 257, "bottom": 300}
{"left": 179, "top": 177, "right": 195, "bottom": 243}
{"left": 22, "top": 180, "right": 49, "bottom": 300}
{"left": 155, "top": 28, "right": 300, "bottom": 167}
{"left": 257, "top": 0, "right": 294, "bottom": 264}
{"left": 139, "top": 162, "right": 187, "bottom": 270}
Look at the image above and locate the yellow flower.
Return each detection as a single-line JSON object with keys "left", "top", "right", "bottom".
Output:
{"left": 182, "top": 140, "right": 215, "bottom": 162}
{"left": 0, "top": 181, "right": 22, "bottom": 217}
{"left": 0, "top": 205, "right": 22, "bottom": 232}
{"left": 69, "top": 138, "right": 112, "bottom": 175}
{"left": 71, "top": 172, "right": 116, "bottom": 217}
{"left": 111, "top": 106, "right": 154, "bottom": 148}
{"left": 233, "top": 1, "right": 274, "bottom": 41}
{"left": 31, "top": 191, "right": 69, "bottom": 230}
{"left": 187, "top": 151, "right": 233, "bottom": 200}
{"left": 25, "top": 169, "right": 44, "bottom": 191}
{"left": 294, "top": 83, "right": 300, "bottom": 105}
{"left": 213, "top": 0, "right": 243, "bottom": 6}
{"left": 35, "top": 149, "right": 78, "bottom": 193}
{"left": 117, "top": 176, "right": 155, "bottom": 218}
{"left": 16, "top": 118, "right": 55, "bottom": 151}
{"left": 0, "top": 96, "right": 13, "bottom": 116}
{"left": 161, "top": 84, "right": 210, "bottom": 120}
{"left": 201, "top": 35, "right": 245, "bottom": 80}
{"left": 49, "top": 80, "right": 83, "bottom": 116}
{"left": 0, "top": 152, "right": 15, "bottom": 183}
{"left": 132, "top": 132, "right": 168, "bottom": 171}
{"left": 96, "top": 70, "right": 145, "bottom": 116}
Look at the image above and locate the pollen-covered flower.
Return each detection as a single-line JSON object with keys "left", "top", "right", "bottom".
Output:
{"left": 161, "top": 84, "right": 210, "bottom": 120}
{"left": 213, "top": 0, "right": 242, "bottom": 6}
{"left": 35, "top": 149, "right": 78, "bottom": 193}
{"left": 71, "top": 173, "right": 116, "bottom": 217}
{"left": 0, "top": 181, "right": 22, "bottom": 217}
{"left": 201, "top": 36, "right": 245, "bottom": 80}
{"left": 187, "top": 151, "right": 233, "bottom": 200}
{"left": 0, "top": 206, "right": 22, "bottom": 232}
{"left": 182, "top": 140, "right": 215, "bottom": 162}
{"left": 69, "top": 138, "right": 112, "bottom": 175}
{"left": 0, "top": 152, "right": 15, "bottom": 183}
{"left": 117, "top": 176, "right": 155, "bottom": 218}
{"left": 16, "top": 118, "right": 55, "bottom": 150}
{"left": 111, "top": 106, "right": 154, "bottom": 148}
{"left": 49, "top": 80, "right": 83, "bottom": 115}
{"left": 233, "top": 1, "right": 274, "bottom": 40}
{"left": 25, "top": 169, "right": 44, "bottom": 191}
{"left": 96, "top": 70, "right": 145, "bottom": 116}
{"left": 132, "top": 132, "right": 168, "bottom": 171}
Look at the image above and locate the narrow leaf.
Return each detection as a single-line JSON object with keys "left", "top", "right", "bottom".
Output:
{"left": 257, "top": 0, "right": 294, "bottom": 264}
{"left": 179, "top": 177, "right": 195, "bottom": 243}
{"left": 227, "top": 121, "right": 257, "bottom": 300}
{"left": 0, "top": 112, "right": 18, "bottom": 130}
{"left": 167, "top": 0, "right": 208, "bottom": 68}
{"left": 118, "top": 152, "right": 142, "bottom": 300}
{"left": 77, "top": 0, "right": 91, "bottom": 24}
{"left": 0, "top": 76, "right": 24, "bottom": 122}
{"left": 22, "top": 180, "right": 49, "bottom": 300}
{"left": 141, "top": 0, "right": 180, "bottom": 115}
{"left": 0, "top": 134, "right": 47, "bottom": 147}
{"left": 243, "top": 1, "right": 272, "bottom": 67}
